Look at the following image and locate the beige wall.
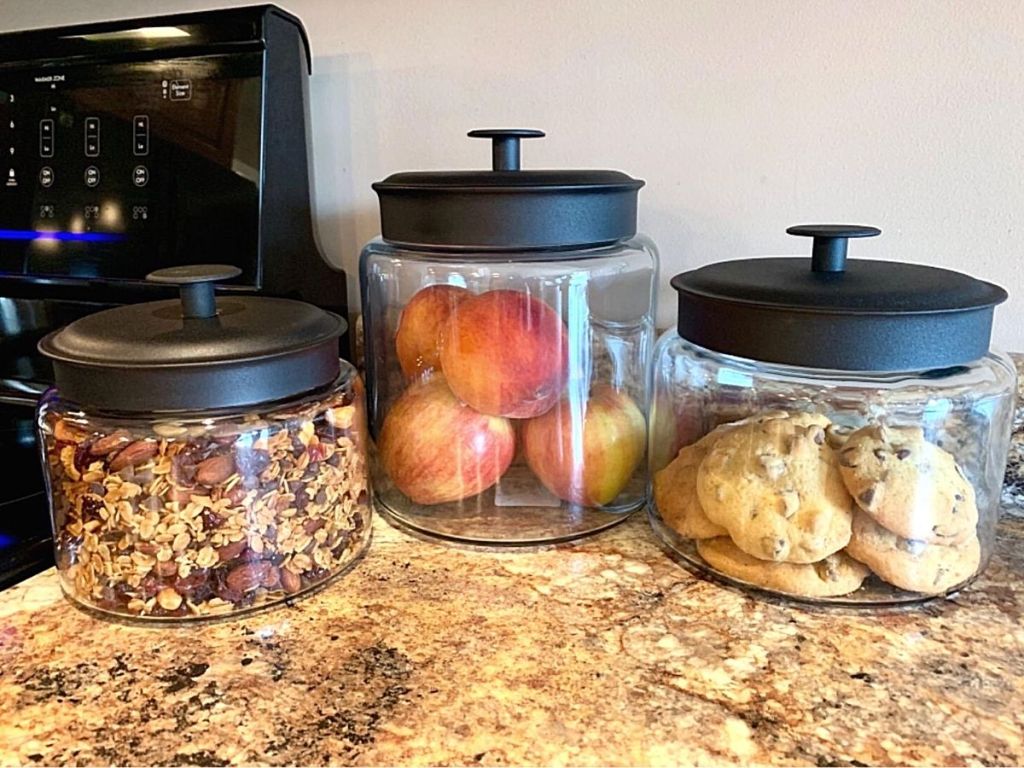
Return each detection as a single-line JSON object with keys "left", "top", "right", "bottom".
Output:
{"left": 5, "top": 0, "right": 1023, "bottom": 349}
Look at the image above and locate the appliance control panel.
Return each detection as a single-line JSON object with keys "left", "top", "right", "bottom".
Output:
{"left": 0, "top": 54, "right": 262, "bottom": 287}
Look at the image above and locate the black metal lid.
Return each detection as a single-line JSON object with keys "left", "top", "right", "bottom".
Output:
{"left": 372, "top": 129, "right": 645, "bottom": 251}
{"left": 671, "top": 225, "right": 1008, "bottom": 371}
{"left": 39, "top": 265, "right": 345, "bottom": 412}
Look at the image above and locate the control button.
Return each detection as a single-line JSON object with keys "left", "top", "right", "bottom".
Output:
{"left": 39, "top": 119, "right": 54, "bottom": 158}
{"left": 84, "top": 204, "right": 99, "bottom": 220}
{"left": 39, "top": 167, "right": 53, "bottom": 187}
{"left": 38, "top": 204, "right": 55, "bottom": 219}
{"left": 84, "top": 116, "right": 100, "bottom": 157}
{"left": 132, "top": 205, "right": 148, "bottom": 221}
{"left": 132, "top": 165, "right": 148, "bottom": 187}
{"left": 84, "top": 165, "right": 100, "bottom": 187}
{"left": 133, "top": 114, "right": 150, "bottom": 156}
{"left": 169, "top": 80, "right": 192, "bottom": 101}
{"left": 5, "top": 168, "right": 17, "bottom": 187}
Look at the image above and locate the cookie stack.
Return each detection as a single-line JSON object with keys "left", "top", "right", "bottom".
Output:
{"left": 653, "top": 413, "right": 981, "bottom": 598}
{"left": 837, "top": 425, "right": 981, "bottom": 594}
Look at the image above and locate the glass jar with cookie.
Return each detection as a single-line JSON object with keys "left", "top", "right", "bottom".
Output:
{"left": 649, "top": 225, "right": 1016, "bottom": 604}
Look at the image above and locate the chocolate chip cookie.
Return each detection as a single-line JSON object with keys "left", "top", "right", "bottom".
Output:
{"left": 837, "top": 425, "right": 978, "bottom": 545}
{"left": 696, "top": 537, "right": 870, "bottom": 597}
{"left": 697, "top": 415, "right": 853, "bottom": 563}
{"left": 654, "top": 434, "right": 728, "bottom": 540}
{"left": 845, "top": 509, "right": 981, "bottom": 594}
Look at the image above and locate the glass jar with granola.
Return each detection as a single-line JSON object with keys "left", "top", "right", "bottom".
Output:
{"left": 36, "top": 265, "right": 371, "bottom": 620}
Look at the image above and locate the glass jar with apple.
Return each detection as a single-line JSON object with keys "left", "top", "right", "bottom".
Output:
{"left": 361, "top": 129, "right": 658, "bottom": 545}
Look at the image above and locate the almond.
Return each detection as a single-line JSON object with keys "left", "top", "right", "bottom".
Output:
{"left": 226, "top": 562, "right": 272, "bottom": 593}
{"left": 217, "top": 539, "right": 247, "bottom": 563}
{"left": 280, "top": 569, "right": 302, "bottom": 594}
{"left": 90, "top": 430, "right": 131, "bottom": 456}
{"left": 109, "top": 441, "right": 159, "bottom": 471}
{"left": 196, "top": 454, "right": 235, "bottom": 486}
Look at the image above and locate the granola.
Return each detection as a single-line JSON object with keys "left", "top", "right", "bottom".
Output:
{"left": 38, "top": 380, "right": 371, "bottom": 620}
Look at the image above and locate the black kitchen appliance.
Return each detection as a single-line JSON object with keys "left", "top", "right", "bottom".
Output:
{"left": 0, "top": 5, "right": 347, "bottom": 588}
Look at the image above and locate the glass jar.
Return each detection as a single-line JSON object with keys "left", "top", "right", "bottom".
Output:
{"left": 361, "top": 129, "right": 658, "bottom": 545}
{"left": 649, "top": 226, "right": 1016, "bottom": 604}
{"left": 37, "top": 266, "right": 371, "bottom": 620}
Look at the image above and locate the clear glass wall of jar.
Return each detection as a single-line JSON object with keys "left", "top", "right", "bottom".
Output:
{"left": 37, "top": 367, "right": 372, "bottom": 621}
{"left": 649, "top": 334, "right": 1016, "bottom": 605}
{"left": 361, "top": 236, "right": 658, "bottom": 544}
{"left": 650, "top": 224, "right": 1016, "bottom": 605}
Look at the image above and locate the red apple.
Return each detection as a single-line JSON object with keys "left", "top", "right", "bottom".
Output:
{"left": 521, "top": 385, "right": 646, "bottom": 507}
{"left": 395, "top": 284, "right": 470, "bottom": 380}
{"left": 439, "top": 289, "right": 568, "bottom": 418}
{"left": 379, "top": 376, "right": 515, "bottom": 505}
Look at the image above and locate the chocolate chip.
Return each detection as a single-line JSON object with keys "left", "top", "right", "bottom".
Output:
{"left": 858, "top": 488, "right": 876, "bottom": 507}
{"left": 955, "top": 493, "right": 965, "bottom": 502}
{"left": 873, "top": 449, "right": 887, "bottom": 461}
{"left": 896, "top": 448, "right": 911, "bottom": 460}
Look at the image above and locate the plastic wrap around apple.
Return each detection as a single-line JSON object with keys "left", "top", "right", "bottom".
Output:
{"left": 439, "top": 289, "right": 568, "bottom": 419}
{"left": 395, "top": 284, "right": 469, "bottom": 379}
{"left": 522, "top": 385, "right": 646, "bottom": 507}
{"left": 379, "top": 376, "right": 515, "bottom": 505}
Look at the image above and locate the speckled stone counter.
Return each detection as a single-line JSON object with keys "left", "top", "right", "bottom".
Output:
{"left": 1, "top": 509, "right": 1022, "bottom": 767}
{"left": 1001, "top": 353, "right": 1024, "bottom": 511}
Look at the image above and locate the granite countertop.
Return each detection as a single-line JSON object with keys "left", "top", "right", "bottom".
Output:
{"left": 2, "top": 354, "right": 1021, "bottom": 767}
{"left": 1, "top": 509, "right": 1022, "bottom": 767}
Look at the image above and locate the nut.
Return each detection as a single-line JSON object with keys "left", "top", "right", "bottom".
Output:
{"left": 90, "top": 430, "right": 131, "bottom": 456}
{"left": 156, "top": 587, "right": 183, "bottom": 611}
{"left": 109, "top": 441, "right": 159, "bottom": 472}
{"left": 280, "top": 568, "right": 302, "bottom": 594}
{"left": 196, "top": 454, "right": 236, "bottom": 486}
{"left": 217, "top": 539, "right": 247, "bottom": 562}
{"left": 226, "top": 562, "right": 273, "bottom": 593}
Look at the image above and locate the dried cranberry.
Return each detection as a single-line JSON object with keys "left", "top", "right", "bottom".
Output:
{"left": 225, "top": 486, "right": 247, "bottom": 505}
{"left": 150, "top": 603, "right": 190, "bottom": 618}
{"left": 294, "top": 489, "right": 309, "bottom": 511}
{"left": 303, "top": 567, "right": 329, "bottom": 586}
{"left": 170, "top": 455, "right": 197, "bottom": 486}
{"left": 138, "top": 574, "right": 164, "bottom": 599}
{"left": 235, "top": 448, "right": 271, "bottom": 479}
{"left": 80, "top": 496, "right": 104, "bottom": 522}
{"left": 265, "top": 551, "right": 285, "bottom": 566}
{"left": 211, "top": 569, "right": 243, "bottom": 604}
{"left": 95, "top": 581, "right": 133, "bottom": 610}
{"left": 200, "top": 509, "right": 225, "bottom": 531}
{"left": 174, "top": 569, "right": 213, "bottom": 603}
{"left": 331, "top": 532, "right": 352, "bottom": 557}
{"left": 307, "top": 442, "right": 326, "bottom": 463}
{"left": 73, "top": 443, "right": 95, "bottom": 473}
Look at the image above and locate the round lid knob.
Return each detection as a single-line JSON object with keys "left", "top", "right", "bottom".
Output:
{"left": 38, "top": 265, "right": 345, "bottom": 412}
{"left": 467, "top": 128, "right": 545, "bottom": 171}
{"left": 146, "top": 264, "right": 242, "bottom": 319}
{"left": 670, "top": 225, "right": 1008, "bottom": 371}
{"left": 785, "top": 224, "right": 882, "bottom": 272}
{"left": 371, "top": 128, "right": 644, "bottom": 251}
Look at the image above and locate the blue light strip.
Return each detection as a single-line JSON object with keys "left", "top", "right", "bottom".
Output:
{"left": 0, "top": 228, "right": 125, "bottom": 243}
